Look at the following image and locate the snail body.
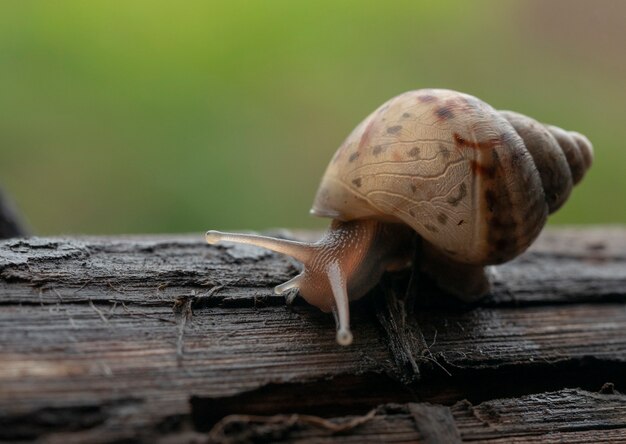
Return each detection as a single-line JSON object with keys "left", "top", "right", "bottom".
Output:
{"left": 206, "top": 89, "right": 593, "bottom": 345}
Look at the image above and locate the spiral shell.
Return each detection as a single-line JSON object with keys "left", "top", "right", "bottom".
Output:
{"left": 311, "top": 89, "right": 592, "bottom": 266}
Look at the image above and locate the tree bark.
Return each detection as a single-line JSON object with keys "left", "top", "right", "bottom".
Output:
{"left": 0, "top": 227, "right": 625, "bottom": 442}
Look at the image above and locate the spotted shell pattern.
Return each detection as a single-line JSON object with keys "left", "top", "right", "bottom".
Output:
{"left": 311, "top": 89, "right": 593, "bottom": 266}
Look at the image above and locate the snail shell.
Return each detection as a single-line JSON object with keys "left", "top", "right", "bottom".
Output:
{"left": 312, "top": 89, "right": 593, "bottom": 266}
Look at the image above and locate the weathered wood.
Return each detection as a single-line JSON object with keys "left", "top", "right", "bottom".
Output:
{"left": 0, "top": 227, "right": 625, "bottom": 442}
{"left": 208, "top": 388, "right": 626, "bottom": 443}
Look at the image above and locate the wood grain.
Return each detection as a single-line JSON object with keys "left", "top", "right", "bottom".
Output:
{"left": 0, "top": 227, "right": 625, "bottom": 442}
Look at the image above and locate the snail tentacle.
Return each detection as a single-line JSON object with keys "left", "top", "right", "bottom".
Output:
{"left": 274, "top": 273, "right": 303, "bottom": 296}
{"left": 205, "top": 230, "right": 314, "bottom": 263}
{"left": 328, "top": 262, "right": 353, "bottom": 346}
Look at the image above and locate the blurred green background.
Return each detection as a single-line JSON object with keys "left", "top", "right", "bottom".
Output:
{"left": 1, "top": 0, "right": 624, "bottom": 235}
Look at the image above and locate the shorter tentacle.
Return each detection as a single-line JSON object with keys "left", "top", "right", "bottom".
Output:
{"left": 274, "top": 273, "right": 303, "bottom": 295}
{"left": 275, "top": 273, "right": 303, "bottom": 305}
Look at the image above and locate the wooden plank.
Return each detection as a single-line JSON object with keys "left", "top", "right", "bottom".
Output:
{"left": 0, "top": 228, "right": 625, "bottom": 442}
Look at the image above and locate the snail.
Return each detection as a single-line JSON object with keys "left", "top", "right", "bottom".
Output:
{"left": 205, "top": 89, "right": 593, "bottom": 346}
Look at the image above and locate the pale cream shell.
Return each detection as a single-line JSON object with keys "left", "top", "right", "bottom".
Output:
{"left": 311, "top": 89, "right": 589, "bottom": 266}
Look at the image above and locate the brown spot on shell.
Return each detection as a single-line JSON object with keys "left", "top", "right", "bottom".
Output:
{"left": 425, "top": 223, "right": 439, "bottom": 233}
{"left": 351, "top": 178, "right": 362, "bottom": 188}
{"left": 484, "top": 189, "right": 497, "bottom": 212}
{"left": 435, "top": 106, "right": 455, "bottom": 120}
{"left": 418, "top": 94, "right": 437, "bottom": 103}
{"left": 439, "top": 145, "right": 451, "bottom": 158}
{"left": 457, "top": 219, "right": 465, "bottom": 226}
{"left": 409, "top": 209, "right": 416, "bottom": 217}
{"left": 408, "top": 146, "right": 420, "bottom": 158}
{"left": 402, "top": 112, "right": 411, "bottom": 118}
{"left": 454, "top": 133, "right": 500, "bottom": 150}
{"left": 410, "top": 183, "right": 418, "bottom": 193}
{"left": 387, "top": 125, "right": 403, "bottom": 135}
{"left": 437, "top": 213, "right": 448, "bottom": 225}
{"left": 447, "top": 182, "right": 467, "bottom": 206}
{"left": 391, "top": 149, "right": 405, "bottom": 162}
{"left": 372, "top": 145, "right": 384, "bottom": 156}
{"left": 470, "top": 160, "right": 497, "bottom": 179}
{"left": 349, "top": 152, "right": 359, "bottom": 162}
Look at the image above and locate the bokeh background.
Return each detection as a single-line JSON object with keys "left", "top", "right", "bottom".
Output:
{"left": 1, "top": 0, "right": 624, "bottom": 235}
